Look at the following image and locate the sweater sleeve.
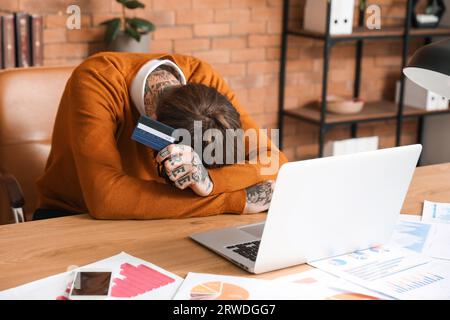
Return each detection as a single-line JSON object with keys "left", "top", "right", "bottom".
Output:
{"left": 188, "top": 59, "right": 288, "bottom": 195}
{"left": 66, "top": 63, "right": 245, "bottom": 219}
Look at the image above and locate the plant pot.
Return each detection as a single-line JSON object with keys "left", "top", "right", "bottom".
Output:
{"left": 108, "top": 32, "right": 150, "bottom": 53}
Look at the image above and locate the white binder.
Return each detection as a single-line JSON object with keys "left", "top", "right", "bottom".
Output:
{"left": 304, "top": 0, "right": 354, "bottom": 35}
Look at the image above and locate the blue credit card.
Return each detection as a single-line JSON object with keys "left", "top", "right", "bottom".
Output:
{"left": 132, "top": 115, "right": 177, "bottom": 151}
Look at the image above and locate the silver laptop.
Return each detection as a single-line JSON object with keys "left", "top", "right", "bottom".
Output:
{"left": 190, "top": 145, "right": 422, "bottom": 274}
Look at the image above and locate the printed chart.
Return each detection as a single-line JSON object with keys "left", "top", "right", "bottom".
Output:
{"left": 111, "top": 263, "right": 175, "bottom": 298}
{"left": 276, "top": 268, "right": 387, "bottom": 300}
{"left": 190, "top": 282, "right": 249, "bottom": 300}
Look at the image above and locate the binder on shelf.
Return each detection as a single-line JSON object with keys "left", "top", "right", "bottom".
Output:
{"left": 304, "top": 0, "right": 354, "bottom": 35}
{"left": 1, "top": 13, "right": 16, "bottom": 69}
{"left": 0, "top": 15, "right": 3, "bottom": 69}
{"left": 14, "top": 12, "right": 31, "bottom": 67}
{"left": 29, "top": 14, "right": 44, "bottom": 66}
{"left": 440, "top": 0, "right": 450, "bottom": 27}
{"left": 396, "top": 79, "right": 449, "bottom": 111}
{"left": 324, "top": 136, "right": 379, "bottom": 157}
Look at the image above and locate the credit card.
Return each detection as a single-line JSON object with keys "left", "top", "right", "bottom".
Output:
{"left": 132, "top": 115, "right": 177, "bottom": 151}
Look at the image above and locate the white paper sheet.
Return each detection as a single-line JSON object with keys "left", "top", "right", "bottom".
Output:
{"left": 0, "top": 252, "right": 183, "bottom": 300}
{"left": 399, "top": 214, "right": 421, "bottom": 222}
{"left": 365, "top": 260, "right": 450, "bottom": 300}
{"left": 422, "top": 201, "right": 450, "bottom": 224}
{"left": 309, "top": 246, "right": 431, "bottom": 299}
{"left": 275, "top": 268, "right": 391, "bottom": 300}
{"left": 172, "top": 272, "right": 360, "bottom": 300}
{"left": 389, "top": 220, "right": 450, "bottom": 260}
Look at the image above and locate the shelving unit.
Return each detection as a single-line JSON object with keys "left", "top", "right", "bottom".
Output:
{"left": 278, "top": 0, "right": 450, "bottom": 157}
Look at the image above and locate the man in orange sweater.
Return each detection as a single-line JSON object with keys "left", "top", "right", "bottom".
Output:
{"left": 35, "top": 52, "right": 287, "bottom": 220}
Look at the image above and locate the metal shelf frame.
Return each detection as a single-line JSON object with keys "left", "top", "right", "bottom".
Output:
{"left": 277, "top": 0, "right": 450, "bottom": 157}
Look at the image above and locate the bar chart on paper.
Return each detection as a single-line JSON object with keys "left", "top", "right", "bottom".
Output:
{"left": 372, "top": 261, "right": 450, "bottom": 300}
{"left": 111, "top": 263, "right": 175, "bottom": 298}
{"left": 386, "top": 271, "right": 444, "bottom": 294}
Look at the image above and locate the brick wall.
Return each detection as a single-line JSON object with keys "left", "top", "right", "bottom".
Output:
{"left": 3, "top": 0, "right": 419, "bottom": 161}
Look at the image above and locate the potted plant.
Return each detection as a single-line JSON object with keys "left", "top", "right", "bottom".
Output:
{"left": 100, "top": 0, "right": 155, "bottom": 52}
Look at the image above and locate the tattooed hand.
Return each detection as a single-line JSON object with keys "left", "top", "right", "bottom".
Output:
{"left": 156, "top": 144, "right": 213, "bottom": 196}
{"left": 244, "top": 181, "right": 275, "bottom": 214}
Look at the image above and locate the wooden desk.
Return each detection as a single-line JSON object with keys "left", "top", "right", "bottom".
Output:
{"left": 1, "top": 163, "right": 449, "bottom": 291}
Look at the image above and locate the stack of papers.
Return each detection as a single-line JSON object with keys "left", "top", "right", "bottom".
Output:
{"left": 1, "top": 201, "right": 449, "bottom": 300}
{"left": 0, "top": 252, "right": 183, "bottom": 300}
{"left": 422, "top": 201, "right": 450, "bottom": 224}
{"left": 308, "top": 206, "right": 450, "bottom": 300}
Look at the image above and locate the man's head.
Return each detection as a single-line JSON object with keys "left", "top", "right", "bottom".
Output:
{"left": 155, "top": 83, "right": 243, "bottom": 168}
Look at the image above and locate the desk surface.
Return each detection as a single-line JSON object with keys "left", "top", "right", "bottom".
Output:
{"left": 1, "top": 163, "right": 450, "bottom": 291}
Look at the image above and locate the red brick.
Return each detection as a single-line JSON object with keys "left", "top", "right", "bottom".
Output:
{"left": 142, "top": 11, "right": 176, "bottom": 26}
{"left": 21, "top": 0, "right": 111, "bottom": 13}
{"left": 153, "top": 0, "right": 191, "bottom": 10}
{"left": 194, "top": 24, "right": 230, "bottom": 37}
{"left": 67, "top": 28, "right": 104, "bottom": 42}
{"left": 231, "top": 22, "right": 266, "bottom": 35}
{"left": 151, "top": 39, "right": 173, "bottom": 53}
{"left": 176, "top": 9, "right": 214, "bottom": 25}
{"left": 247, "top": 61, "right": 279, "bottom": 75}
{"left": 154, "top": 27, "right": 193, "bottom": 40}
{"left": 214, "top": 9, "right": 251, "bottom": 22}
{"left": 267, "top": 21, "right": 282, "bottom": 34}
{"left": 44, "top": 28, "right": 66, "bottom": 44}
{"left": 251, "top": 7, "right": 282, "bottom": 21}
{"left": 212, "top": 37, "right": 247, "bottom": 50}
{"left": 231, "top": 0, "right": 267, "bottom": 8}
{"left": 192, "top": 50, "right": 231, "bottom": 64}
{"left": 44, "top": 43, "right": 89, "bottom": 59}
{"left": 228, "top": 74, "right": 265, "bottom": 89}
{"left": 231, "top": 48, "right": 265, "bottom": 62}
{"left": 248, "top": 34, "right": 280, "bottom": 48}
{"left": 193, "top": 0, "right": 231, "bottom": 9}
{"left": 214, "top": 63, "right": 246, "bottom": 76}
{"left": 174, "top": 39, "right": 210, "bottom": 53}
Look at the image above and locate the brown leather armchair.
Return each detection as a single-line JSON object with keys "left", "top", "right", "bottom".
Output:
{"left": 0, "top": 66, "right": 74, "bottom": 224}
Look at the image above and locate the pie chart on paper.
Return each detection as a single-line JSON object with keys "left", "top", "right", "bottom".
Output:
{"left": 190, "top": 282, "right": 250, "bottom": 300}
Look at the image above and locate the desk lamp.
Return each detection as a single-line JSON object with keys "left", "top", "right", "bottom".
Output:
{"left": 403, "top": 38, "right": 450, "bottom": 99}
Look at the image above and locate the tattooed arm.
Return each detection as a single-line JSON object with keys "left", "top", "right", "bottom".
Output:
{"left": 243, "top": 181, "right": 275, "bottom": 214}
{"left": 156, "top": 144, "right": 213, "bottom": 196}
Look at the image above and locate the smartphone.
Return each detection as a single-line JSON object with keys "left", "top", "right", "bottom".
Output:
{"left": 68, "top": 270, "right": 113, "bottom": 300}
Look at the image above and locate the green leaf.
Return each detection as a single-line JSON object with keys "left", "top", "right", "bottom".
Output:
{"left": 99, "top": 18, "right": 119, "bottom": 26}
{"left": 123, "top": 0, "right": 145, "bottom": 9}
{"left": 126, "top": 17, "right": 155, "bottom": 33}
{"left": 125, "top": 26, "right": 141, "bottom": 41}
{"left": 103, "top": 18, "right": 121, "bottom": 44}
{"left": 116, "top": 0, "right": 128, "bottom": 4}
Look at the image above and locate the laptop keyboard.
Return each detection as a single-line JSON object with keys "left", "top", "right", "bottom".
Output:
{"left": 226, "top": 241, "right": 260, "bottom": 262}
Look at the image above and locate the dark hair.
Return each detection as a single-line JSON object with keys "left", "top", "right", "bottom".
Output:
{"left": 155, "top": 83, "right": 242, "bottom": 168}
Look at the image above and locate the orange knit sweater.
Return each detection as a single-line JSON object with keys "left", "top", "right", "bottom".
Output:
{"left": 36, "top": 52, "right": 287, "bottom": 219}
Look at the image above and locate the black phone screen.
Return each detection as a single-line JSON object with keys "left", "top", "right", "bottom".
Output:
{"left": 71, "top": 271, "right": 112, "bottom": 296}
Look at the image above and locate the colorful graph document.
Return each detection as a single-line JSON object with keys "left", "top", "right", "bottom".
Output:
{"left": 309, "top": 247, "right": 432, "bottom": 299}
{"left": 422, "top": 200, "right": 450, "bottom": 224}
{"left": 275, "top": 268, "right": 390, "bottom": 300}
{"left": 172, "top": 272, "right": 344, "bottom": 300}
{"left": 0, "top": 252, "right": 183, "bottom": 300}
{"left": 389, "top": 219, "right": 450, "bottom": 260}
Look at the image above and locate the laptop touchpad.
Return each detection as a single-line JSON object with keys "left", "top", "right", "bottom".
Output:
{"left": 239, "top": 223, "right": 265, "bottom": 239}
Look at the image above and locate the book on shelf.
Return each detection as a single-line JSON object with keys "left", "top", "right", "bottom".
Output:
{"left": 29, "top": 14, "right": 43, "bottom": 66}
{"left": 1, "top": 13, "right": 16, "bottom": 69}
{"left": 14, "top": 12, "right": 31, "bottom": 67}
